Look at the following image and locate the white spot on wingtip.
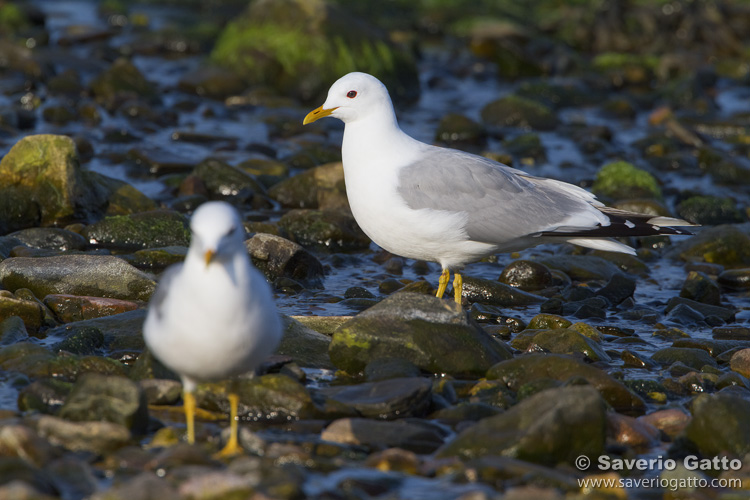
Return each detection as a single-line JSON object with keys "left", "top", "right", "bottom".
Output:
{"left": 624, "top": 220, "right": 635, "bottom": 229}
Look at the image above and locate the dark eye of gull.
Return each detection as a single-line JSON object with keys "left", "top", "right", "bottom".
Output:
{"left": 347, "top": 90, "right": 357, "bottom": 98}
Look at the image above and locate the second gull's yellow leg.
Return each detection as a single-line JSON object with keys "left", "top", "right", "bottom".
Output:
{"left": 215, "top": 392, "right": 243, "bottom": 458}
{"left": 436, "top": 268, "right": 450, "bottom": 299}
{"left": 453, "top": 273, "right": 463, "bottom": 304}
{"left": 183, "top": 391, "right": 196, "bottom": 444}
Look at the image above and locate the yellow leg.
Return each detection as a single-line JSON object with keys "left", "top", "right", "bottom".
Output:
{"left": 453, "top": 272, "right": 463, "bottom": 304}
{"left": 215, "top": 392, "right": 243, "bottom": 458}
{"left": 436, "top": 268, "right": 450, "bottom": 299}
{"left": 183, "top": 391, "right": 196, "bottom": 444}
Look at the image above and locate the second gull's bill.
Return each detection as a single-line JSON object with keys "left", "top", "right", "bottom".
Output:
{"left": 304, "top": 72, "right": 694, "bottom": 304}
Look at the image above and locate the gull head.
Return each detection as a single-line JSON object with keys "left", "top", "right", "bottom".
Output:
{"left": 189, "top": 201, "right": 245, "bottom": 267}
{"left": 304, "top": 72, "right": 392, "bottom": 125}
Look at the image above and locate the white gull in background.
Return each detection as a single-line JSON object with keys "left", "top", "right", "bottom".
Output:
{"left": 143, "top": 201, "right": 282, "bottom": 456}
{"left": 304, "top": 72, "right": 694, "bottom": 304}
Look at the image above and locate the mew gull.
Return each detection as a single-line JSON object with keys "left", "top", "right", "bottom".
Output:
{"left": 304, "top": 72, "right": 694, "bottom": 304}
{"left": 143, "top": 201, "right": 282, "bottom": 456}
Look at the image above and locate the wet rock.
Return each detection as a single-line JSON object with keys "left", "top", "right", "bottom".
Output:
{"left": 8, "top": 228, "right": 86, "bottom": 251}
{"left": 210, "top": 0, "right": 419, "bottom": 104}
{"left": 481, "top": 94, "right": 557, "bottom": 131}
{"left": 0, "top": 255, "right": 156, "bottom": 301}
{"left": 666, "top": 224, "right": 750, "bottom": 268}
{"left": 498, "top": 260, "right": 552, "bottom": 291}
{"left": 237, "top": 158, "right": 290, "bottom": 190}
{"left": 437, "top": 386, "right": 606, "bottom": 465}
{"left": 679, "top": 271, "right": 721, "bottom": 305}
{"left": 277, "top": 315, "right": 333, "bottom": 369}
{"left": 592, "top": 161, "right": 661, "bottom": 202}
{"left": 0, "top": 458, "right": 57, "bottom": 498}
{"left": 0, "top": 293, "right": 48, "bottom": 333}
{"left": 526, "top": 314, "right": 571, "bottom": 330}
{"left": 0, "top": 423, "right": 55, "bottom": 467}
{"left": 90, "top": 174, "right": 157, "bottom": 216}
{"left": 17, "top": 378, "right": 71, "bottom": 415}
{"left": 246, "top": 233, "right": 324, "bottom": 288}
{"left": 683, "top": 392, "right": 750, "bottom": 457}
{"left": 1, "top": 341, "right": 127, "bottom": 382}
{"left": 595, "top": 273, "right": 636, "bottom": 306}
{"left": 0, "top": 135, "right": 86, "bottom": 232}
{"left": 44, "top": 456, "right": 98, "bottom": 500}
{"left": 138, "top": 379, "right": 182, "bottom": 406}
{"left": 201, "top": 373, "right": 354, "bottom": 423}
{"left": 268, "top": 162, "right": 348, "bottom": 210}
{"left": 364, "top": 357, "right": 421, "bottom": 382}
{"left": 319, "top": 376, "right": 432, "bottom": 420}
{"left": 278, "top": 209, "right": 370, "bottom": 253}
{"left": 0, "top": 315, "right": 29, "bottom": 345}
{"left": 51, "top": 326, "right": 104, "bottom": 355}
{"left": 43, "top": 294, "right": 139, "bottom": 323}
{"left": 606, "top": 412, "right": 660, "bottom": 449}
{"left": 126, "top": 147, "right": 198, "bottom": 176}
{"left": 651, "top": 347, "right": 717, "bottom": 370}
{"left": 88, "top": 472, "right": 179, "bottom": 500}
{"left": 192, "top": 158, "right": 265, "bottom": 203}
{"left": 34, "top": 415, "right": 131, "bottom": 454}
{"left": 90, "top": 58, "right": 158, "bottom": 111}
{"left": 435, "top": 113, "right": 486, "bottom": 147}
{"left": 460, "top": 276, "right": 545, "bottom": 307}
{"left": 730, "top": 349, "right": 750, "bottom": 378}
{"left": 672, "top": 338, "right": 750, "bottom": 358}
{"left": 718, "top": 268, "right": 750, "bottom": 289}
{"left": 677, "top": 195, "right": 745, "bottom": 225}
{"left": 364, "top": 448, "right": 420, "bottom": 475}
{"left": 503, "top": 133, "right": 547, "bottom": 165}
{"left": 177, "top": 470, "right": 256, "bottom": 500}
{"left": 430, "top": 402, "right": 502, "bottom": 427}
{"left": 537, "top": 255, "right": 622, "bottom": 281}
{"left": 509, "top": 328, "right": 611, "bottom": 362}
{"left": 486, "top": 354, "right": 646, "bottom": 413}
{"left": 330, "top": 293, "right": 512, "bottom": 377}
{"left": 58, "top": 374, "right": 148, "bottom": 433}
{"left": 322, "top": 417, "right": 447, "bottom": 453}
{"left": 665, "top": 297, "right": 735, "bottom": 323}
{"left": 177, "top": 65, "right": 246, "bottom": 100}
{"left": 123, "top": 246, "right": 187, "bottom": 269}
{"left": 83, "top": 210, "right": 190, "bottom": 250}
{"left": 637, "top": 408, "right": 691, "bottom": 439}
{"left": 47, "top": 309, "right": 147, "bottom": 354}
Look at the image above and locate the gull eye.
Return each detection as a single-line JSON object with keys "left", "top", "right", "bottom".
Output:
{"left": 346, "top": 90, "right": 357, "bottom": 98}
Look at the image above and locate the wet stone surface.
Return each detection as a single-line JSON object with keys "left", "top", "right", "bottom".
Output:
{"left": 1, "top": 1, "right": 750, "bottom": 499}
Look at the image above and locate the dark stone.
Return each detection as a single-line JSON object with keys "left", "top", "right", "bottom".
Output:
{"left": 318, "top": 377, "right": 433, "bottom": 419}
{"left": 486, "top": 354, "right": 646, "bottom": 413}
{"left": 460, "top": 276, "right": 545, "bottom": 307}
{"left": 246, "top": 233, "right": 324, "bottom": 288}
{"left": 278, "top": 209, "right": 370, "bottom": 253}
{"left": 651, "top": 347, "right": 717, "bottom": 370}
{"left": 595, "top": 273, "right": 636, "bottom": 306}
{"left": 481, "top": 94, "right": 558, "bottom": 131}
{"left": 436, "top": 386, "right": 606, "bottom": 466}
{"left": 679, "top": 271, "right": 721, "bottom": 305}
{"left": 330, "top": 293, "right": 512, "bottom": 377}
{"left": 321, "top": 417, "right": 448, "bottom": 454}
{"left": 498, "top": 260, "right": 552, "bottom": 291}
{"left": 83, "top": 210, "right": 191, "bottom": 250}
{"left": 0, "top": 255, "right": 156, "bottom": 301}
{"left": 8, "top": 228, "right": 86, "bottom": 251}
{"left": 683, "top": 392, "right": 750, "bottom": 457}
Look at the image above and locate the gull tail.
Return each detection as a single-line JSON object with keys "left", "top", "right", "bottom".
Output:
{"left": 540, "top": 207, "right": 697, "bottom": 255}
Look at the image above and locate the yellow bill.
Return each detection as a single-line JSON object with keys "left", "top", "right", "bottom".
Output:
{"left": 303, "top": 105, "right": 337, "bottom": 125}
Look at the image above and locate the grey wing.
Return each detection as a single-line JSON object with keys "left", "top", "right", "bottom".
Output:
{"left": 397, "top": 146, "right": 606, "bottom": 245}
{"left": 147, "top": 263, "right": 183, "bottom": 322}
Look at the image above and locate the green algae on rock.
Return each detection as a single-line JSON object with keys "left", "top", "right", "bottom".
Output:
{"left": 683, "top": 392, "right": 750, "bottom": 457}
{"left": 486, "top": 353, "right": 646, "bottom": 413}
{"left": 330, "top": 292, "right": 512, "bottom": 377}
{"left": 210, "top": 0, "right": 419, "bottom": 104}
{"left": 592, "top": 161, "right": 662, "bottom": 201}
{"left": 480, "top": 94, "right": 558, "bottom": 131}
{"left": 83, "top": 210, "right": 190, "bottom": 250}
{"left": 436, "top": 385, "right": 606, "bottom": 465}
{"left": 0, "top": 255, "right": 156, "bottom": 301}
{"left": 278, "top": 209, "right": 370, "bottom": 253}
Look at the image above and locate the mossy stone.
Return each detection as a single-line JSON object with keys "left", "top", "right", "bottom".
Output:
{"left": 592, "top": 161, "right": 662, "bottom": 201}
{"left": 677, "top": 195, "right": 745, "bottom": 225}
{"left": 210, "top": 0, "right": 418, "bottom": 104}
{"left": 480, "top": 95, "right": 558, "bottom": 131}
{"left": 83, "top": 210, "right": 190, "bottom": 250}
{"left": 330, "top": 292, "right": 512, "bottom": 377}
